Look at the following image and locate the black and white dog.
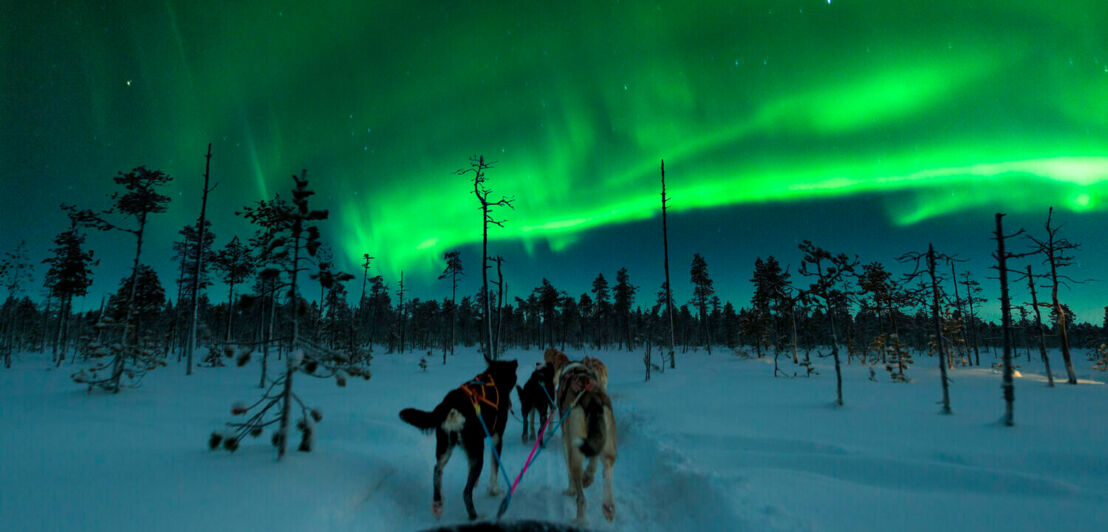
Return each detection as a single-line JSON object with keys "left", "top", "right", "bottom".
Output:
{"left": 399, "top": 357, "right": 518, "bottom": 521}
{"left": 516, "top": 363, "right": 555, "bottom": 443}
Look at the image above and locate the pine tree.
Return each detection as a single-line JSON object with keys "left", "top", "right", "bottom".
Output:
{"left": 0, "top": 241, "right": 34, "bottom": 366}
{"left": 212, "top": 236, "right": 255, "bottom": 343}
{"left": 750, "top": 256, "right": 790, "bottom": 359}
{"left": 214, "top": 171, "right": 365, "bottom": 460}
{"left": 171, "top": 219, "right": 215, "bottom": 356}
{"left": 591, "top": 273, "right": 611, "bottom": 348}
{"left": 690, "top": 253, "right": 715, "bottom": 354}
{"left": 613, "top": 267, "right": 637, "bottom": 351}
{"left": 438, "top": 251, "right": 463, "bottom": 359}
{"left": 799, "top": 241, "right": 857, "bottom": 406}
{"left": 65, "top": 166, "right": 172, "bottom": 393}
{"left": 43, "top": 216, "right": 98, "bottom": 365}
{"left": 238, "top": 195, "right": 294, "bottom": 388}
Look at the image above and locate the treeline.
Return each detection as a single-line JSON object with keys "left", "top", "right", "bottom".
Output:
{"left": 1, "top": 154, "right": 1106, "bottom": 385}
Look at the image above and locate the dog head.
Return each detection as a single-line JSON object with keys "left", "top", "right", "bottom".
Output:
{"left": 544, "top": 348, "right": 571, "bottom": 376}
{"left": 581, "top": 356, "right": 609, "bottom": 390}
{"left": 484, "top": 358, "right": 520, "bottom": 392}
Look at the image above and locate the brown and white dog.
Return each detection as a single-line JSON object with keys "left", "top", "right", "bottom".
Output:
{"left": 544, "top": 347, "right": 571, "bottom": 375}
{"left": 556, "top": 359, "right": 617, "bottom": 525}
{"left": 580, "top": 356, "right": 608, "bottom": 390}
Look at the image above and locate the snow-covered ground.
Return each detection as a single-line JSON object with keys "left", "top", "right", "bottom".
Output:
{"left": 1, "top": 346, "right": 1105, "bottom": 531}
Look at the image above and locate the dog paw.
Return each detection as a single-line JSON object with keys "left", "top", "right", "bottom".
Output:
{"left": 562, "top": 488, "right": 578, "bottom": 497}
{"left": 603, "top": 502, "right": 615, "bottom": 521}
{"left": 487, "top": 486, "right": 504, "bottom": 496}
{"left": 432, "top": 501, "right": 443, "bottom": 519}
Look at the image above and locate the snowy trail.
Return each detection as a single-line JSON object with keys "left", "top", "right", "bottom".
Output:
{"left": 2, "top": 347, "right": 1107, "bottom": 532}
{"left": 368, "top": 349, "right": 748, "bottom": 531}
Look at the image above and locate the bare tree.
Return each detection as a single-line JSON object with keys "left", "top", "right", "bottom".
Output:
{"left": 458, "top": 155, "right": 513, "bottom": 360}
{"left": 991, "top": 213, "right": 1026, "bottom": 425}
{"left": 660, "top": 160, "right": 676, "bottom": 370}
{"left": 900, "top": 245, "right": 958, "bottom": 415}
{"left": 187, "top": 143, "right": 216, "bottom": 376}
{"left": 959, "top": 271, "right": 985, "bottom": 366}
{"left": 1020, "top": 265, "right": 1054, "bottom": 387}
{"left": 1027, "top": 207, "right": 1081, "bottom": 384}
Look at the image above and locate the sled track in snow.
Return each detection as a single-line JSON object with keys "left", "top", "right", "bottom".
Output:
{"left": 400, "top": 410, "right": 755, "bottom": 531}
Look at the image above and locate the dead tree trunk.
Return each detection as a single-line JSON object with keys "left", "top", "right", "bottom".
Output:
{"left": 1026, "top": 265, "right": 1054, "bottom": 387}
{"left": 398, "top": 271, "right": 405, "bottom": 354}
{"left": 994, "top": 214, "right": 1016, "bottom": 426}
{"left": 187, "top": 143, "right": 213, "bottom": 376}
{"left": 927, "top": 244, "right": 952, "bottom": 415}
{"left": 661, "top": 160, "right": 676, "bottom": 371}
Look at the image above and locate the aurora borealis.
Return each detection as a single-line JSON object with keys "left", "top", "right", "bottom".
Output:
{"left": 3, "top": 1, "right": 1108, "bottom": 320}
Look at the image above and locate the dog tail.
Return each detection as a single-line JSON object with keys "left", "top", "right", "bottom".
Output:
{"left": 399, "top": 401, "right": 452, "bottom": 433}
{"left": 577, "top": 397, "right": 606, "bottom": 457}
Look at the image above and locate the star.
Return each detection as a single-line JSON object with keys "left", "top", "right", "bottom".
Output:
{"left": 125, "top": 80, "right": 132, "bottom": 86}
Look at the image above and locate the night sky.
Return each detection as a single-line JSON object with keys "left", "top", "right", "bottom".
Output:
{"left": 3, "top": 1, "right": 1107, "bottom": 321}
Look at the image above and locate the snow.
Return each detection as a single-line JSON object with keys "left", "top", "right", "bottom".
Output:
{"left": 1, "top": 347, "right": 1106, "bottom": 531}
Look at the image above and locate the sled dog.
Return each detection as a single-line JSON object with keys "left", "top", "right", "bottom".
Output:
{"left": 557, "top": 360, "right": 617, "bottom": 524}
{"left": 516, "top": 363, "right": 555, "bottom": 443}
{"left": 580, "top": 356, "right": 608, "bottom": 390}
{"left": 544, "top": 347, "right": 570, "bottom": 375}
{"left": 399, "top": 357, "right": 518, "bottom": 520}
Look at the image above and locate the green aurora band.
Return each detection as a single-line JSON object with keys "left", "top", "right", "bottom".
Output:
{"left": 4, "top": 0, "right": 1108, "bottom": 281}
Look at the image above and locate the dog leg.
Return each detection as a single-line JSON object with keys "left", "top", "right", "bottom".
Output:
{"left": 601, "top": 455, "right": 615, "bottom": 522}
{"left": 487, "top": 433, "right": 504, "bottom": 496}
{"left": 462, "top": 432, "right": 484, "bottom": 521}
{"left": 573, "top": 473, "right": 588, "bottom": 526}
{"left": 583, "top": 456, "right": 598, "bottom": 488}
{"left": 522, "top": 410, "right": 531, "bottom": 444}
{"left": 562, "top": 440, "right": 583, "bottom": 497}
{"left": 432, "top": 431, "right": 453, "bottom": 519}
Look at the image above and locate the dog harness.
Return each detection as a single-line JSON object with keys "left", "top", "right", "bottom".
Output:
{"left": 556, "top": 362, "right": 599, "bottom": 408}
{"left": 460, "top": 372, "right": 501, "bottom": 426}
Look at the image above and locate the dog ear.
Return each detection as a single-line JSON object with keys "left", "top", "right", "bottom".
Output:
{"left": 483, "top": 353, "right": 493, "bottom": 366}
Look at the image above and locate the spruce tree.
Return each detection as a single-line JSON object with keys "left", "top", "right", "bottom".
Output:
{"left": 613, "top": 267, "right": 637, "bottom": 351}
{"left": 690, "top": 253, "right": 715, "bottom": 354}
{"left": 43, "top": 216, "right": 97, "bottom": 365}
{"left": 212, "top": 236, "right": 255, "bottom": 343}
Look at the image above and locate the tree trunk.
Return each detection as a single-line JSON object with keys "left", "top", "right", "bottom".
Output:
{"left": 113, "top": 214, "right": 148, "bottom": 393}
{"left": 225, "top": 280, "right": 235, "bottom": 343}
{"left": 481, "top": 204, "right": 493, "bottom": 359}
{"left": 1026, "top": 265, "right": 1054, "bottom": 387}
{"left": 187, "top": 143, "right": 213, "bottom": 376}
{"left": 661, "top": 160, "right": 675, "bottom": 371}
{"left": 927, "top": 244, "right": 952, "bottom": 415}
{"left": 278, "top": 218, "right": 302, "bottom": 460}
{"left": 995, "top": 214, "right": 1015, "bottom": 426}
